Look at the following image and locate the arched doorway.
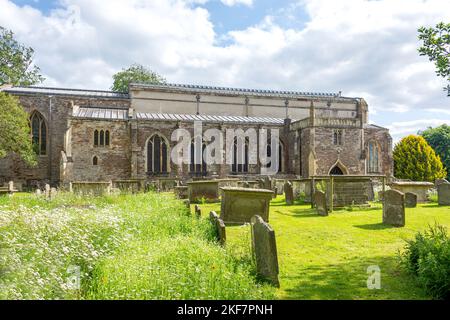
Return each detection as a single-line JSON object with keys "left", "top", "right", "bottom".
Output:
{"left": 330, "top": 165, "right": 344, "bottom": 175}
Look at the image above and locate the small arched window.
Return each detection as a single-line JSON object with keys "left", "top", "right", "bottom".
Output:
{"left": 99, "top": 130, "right": 105, "bottom": 146}
{"left": 30, "top": 111, "right": 47, "bottom": 155}
{"left": 94, "top": 130, "right": 99, "bottom": 146}
{"left": 105, "top": 130, "right": 110, "bottom": 146}
{"left": 333, "top": 129, "right": 343, "bottom": 145}
{"left": 93, "top": 156, "right": 98, "bottom": 166}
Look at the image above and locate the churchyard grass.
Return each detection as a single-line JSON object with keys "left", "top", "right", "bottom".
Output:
{"left": 0, "top": 192, "right": 274, "bottom": 300}
{"left": 201, "top": 196, "right": 450, "bottom": 300}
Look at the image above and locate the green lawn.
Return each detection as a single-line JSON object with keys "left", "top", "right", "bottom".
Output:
{"left": 197, "top": 196, "right": 450, "bottom": 300}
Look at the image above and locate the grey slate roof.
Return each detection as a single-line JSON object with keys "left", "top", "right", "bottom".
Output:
{"left": 73, "top": 107, "right": 285, "bottom": 124}
{"left": 74, "top": 108, "right": 129, "bottom": 120}
{"left": 135, "top": 112, "right": 285, "bottom": 125}
{"left": 2, "top": 86, "right": 129, "bottom": 99}
{"left": 130, "top": 83, "right": 341, "bottom": 99}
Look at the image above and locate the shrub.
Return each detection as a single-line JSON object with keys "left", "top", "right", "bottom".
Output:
{"left": 393, "top": 135, "right": 446, "bottom": 182}
{"left": 400, "top": 224, "right": 450, "bottom": 300}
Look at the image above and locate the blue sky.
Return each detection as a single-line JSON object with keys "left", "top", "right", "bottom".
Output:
{"left": 1, "top": 0, "right": 449, "bottom": 142}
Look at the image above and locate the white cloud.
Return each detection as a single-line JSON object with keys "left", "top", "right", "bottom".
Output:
{"left": 220, "top": 0, "right": 253, "bottom": 7}
{"left": 0, "top": 0, "right": 449, "bottom": 140}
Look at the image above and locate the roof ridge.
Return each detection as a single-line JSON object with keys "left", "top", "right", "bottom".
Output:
{"left": 11, "top": 85, "right": 125, "bottom": 94}
{"left": 130, "top": 82, "right": 340, "bottom": 97}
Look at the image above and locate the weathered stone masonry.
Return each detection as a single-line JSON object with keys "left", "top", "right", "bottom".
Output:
{"left": 0, "top": 83, "right": 393, "bottom": 187}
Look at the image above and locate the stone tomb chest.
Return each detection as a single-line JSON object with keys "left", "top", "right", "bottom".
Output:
{"left": 390, "top": 181, "right": 434, "bottom": 202}
{"left": 220, "top": 187, "right": 274, "bottom": 225}
{"left": 188, "top": 179, "right": 239, "bottom": 203}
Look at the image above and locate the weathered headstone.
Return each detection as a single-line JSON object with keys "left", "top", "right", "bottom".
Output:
{"left": 194, "top": 204, "right": 202, "bottom": 218}
{"left": 50, "top": 187, "right": 57, "bottom": 200}
{"left": 383, "top": 189, "right": 405, "bottom": 227}
{"left": 69, "top": 182, "right": 73, "bottom": 193}
{"left": 35, "top": 188, "right": 42, "bottom": 196}
{"left": 183, "top": 199, "right": 191, "bottom": 209}
{"left": 272, "top": 186, "right": 278, "bottom": 199}
{"left": 437, "top": 182, "right": 450, "bottom": 206}
{"left": 8, "top": 181, "right": 14, "bottom": 193}
{"left": 251, "top": 215, "right": 279, "bottom": 287}
{"left": 404, "top": 192, "right": 417, "bottom": 208}
{"left": 220, "top": 187, "right": 274, "bottom": 224}
{"left": 45, "top": 184, "right": 51, "bottom": 199}
{"left": 174, "top": 186, "right": 188, "bottom": 199}
{"left": 284, "top": 181, "right": 294, "bottom": 205}
{"left": 262, "top": 176, "right": 272, "bottom": 190}
{"left": 436, "top": 178, "right": 449, "bottom": 187}
{"left": 313, "top": 190, "right": 328, "bottom": 216}
{"left": 209, "top": 211, "right": 226, "bottom": 246}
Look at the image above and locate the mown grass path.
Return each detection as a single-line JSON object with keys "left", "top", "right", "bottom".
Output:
{"left": 199, "top": 196, "right": 450, "bottom": 300}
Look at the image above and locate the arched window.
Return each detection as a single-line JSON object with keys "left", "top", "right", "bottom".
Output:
{"left": 30, "top": 111, "right": 47, "bottom": 155}
{"left": 99, "top": 130, "right": 105, "bottom": 146}
{"left": 147, "top": 134, "right": 169, "bottom": 174}
{"left": 190, "top": 141, "right": 207, "bottom": 176}
{"left": 265, "top": 139, "right": 284, "bottom": 173}
{"left": 105, "top": 130, "right": 110, "bottom": 146}
{"left": 94, "top": 130, "right": 99, "bottom": 146}
{"left": 333, "top": 129, "right": 343, "bottom": 145}
{"left": 232, "top": 137, "right": 249, "bottom": 173}
{"left": 93, "top": 156, "right": 98, "bottom": 166}
{"left": 367, "top": 141, "right": 380, "bottom": 173}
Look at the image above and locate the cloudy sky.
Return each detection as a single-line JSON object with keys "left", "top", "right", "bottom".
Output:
{"left": 1, "top": 0, "right": 449, "bottom": 142}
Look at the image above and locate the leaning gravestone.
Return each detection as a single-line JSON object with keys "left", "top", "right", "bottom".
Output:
{"left": 284, "top": 181, "right": 294, "bottom": 205}
{"left": 383, "top": 189, "right": 405, "bottom": 227}
{"left": 209, "top": 211, "right": 226, "bottom": 246}
{"left": 404, "top": 192, "right": 417, "bottom": 208}
{"left": 251, "top": 215, "right": 279, "bottom": 287}
{"left": 313, "top": 190, "right": 328, "bottom": 216}
{"left": 437, "top": 182, "right": 450, "bottom": 205}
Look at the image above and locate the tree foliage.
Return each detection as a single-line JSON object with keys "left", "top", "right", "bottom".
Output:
{"left": 0, "top": 92, "right": 36, "bottom": 166}
{"left": 111, "top": 64, "right": 166, "bottom": 93}
{"left": 393, "top": 135, "right": 446, "bottom": 182}
{"left": 0, "top": 26, "right": 45, "bottom": 86}
{"left": 420, "top": 124, "right": 450, "bottom": 180}
{"left": 418, "top": 22, "right": 450, "bottom": 95}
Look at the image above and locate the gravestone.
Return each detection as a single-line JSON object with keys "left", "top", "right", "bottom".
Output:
{"left": 220, "top": 187, "right": 274, "bottom": 224}
{"left": 383, "top": 189, "right": 405, "bottom": 227}
{"left": 313, "top": 190, "right": 328, "bottom": 216}
{"left": 174, "top": 186, "right": 188, "bottom": 199}
{"left": 50, "top": 187, "right": 57, "bottom": 200}
{"left": 272, "top": 186, "right": 278, "bottom": 199}
{"left": 262, "top": 176, "right": 272, "bottom": 190}
{"left": 251, "top": 215, "right": 279, "bottom": 287}
{"left": 45, "top": 184, "right": 51, "bottom": 199}
{"left": 194, "top": 204, "right": 202, "bottom": 218}
{"left": 436, "top": 179, "right": 449, "bottom": 187}
{"left": 209, "top": 211, "right": 226, "bottom": 246}
{"left": 183, "top": 199, "right": 191, "bottom": 209}
{"left": 284, "top": 181, "right": 294, "bottom": 205}
{"left": 437, "top": 182, "right": 450, "bottom": 205}
{"left": 404, "top": 192, "right": 417, "bottom": 208}
{"left": 378, "top": 191, "right": 384, "bottom": 202}
{"left": 35, "top": 189, "right": 42, "bottom": 196}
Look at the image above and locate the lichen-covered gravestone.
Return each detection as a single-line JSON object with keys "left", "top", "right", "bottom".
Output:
{"left": 313, "top": 190, "right": 328, "bottom": 216}
{"left": 251, "top": 215, "right": 279, "bottom": 287}
{"left": 209, "top": 211, "right": 226, "bottom": 246}
{"left": 45, "top": 184, "right": 51, "bottom": 199}
{"left": 437, "top": 182, "right": 450, "bottom": 205}
{"left": 284, "top": 181, "right": 294, "bottom": 205}
{"left": 220, "top": 187, "right": 274, "bottom": 224}
{"left": 382, "top": 189, "right": 405, "bottom": 227}
{"left": 272, "top": 186, "right": 278, "bottom": 199}
{"left": 404, "top": 192, "right": 417, "bottom": 208}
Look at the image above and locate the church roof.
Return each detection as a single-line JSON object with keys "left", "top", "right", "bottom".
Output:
{"left": 130, "top": 83, "right": 343, "bottom": 99}
{"left": 1, "top": 86, "right": 129, "bottom": 99}
{"left": 73, "top": 107, "right": 285, "bottom": 124}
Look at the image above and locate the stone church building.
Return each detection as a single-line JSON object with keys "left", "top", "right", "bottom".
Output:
{"left": 0, "top": 83, "right": 393, "bottom": 187}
